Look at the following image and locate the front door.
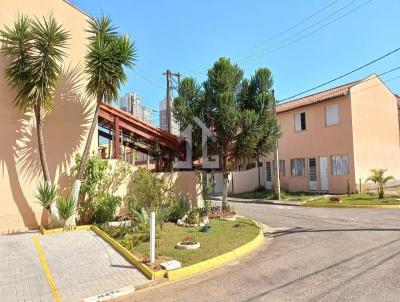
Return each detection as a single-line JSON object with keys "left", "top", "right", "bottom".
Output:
{"left": 319, "top": 156, "right": 329, "bottom": 191}
{"left": 265, "top": 161, "right": 272, "bottom": 190}
{"left": 309, "top": 158, "right": 317, "bottom": 191}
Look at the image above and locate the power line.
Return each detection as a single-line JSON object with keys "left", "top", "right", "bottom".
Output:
{"left": 277, "top": 47, "right": 400, "bottom": 103}
{"left": 186, "top": 0, "right": 371, "bottom": 76}
{"left": 235, "top": 0, "right": 340, "bottom": 59}
{"left": 184, "top": 0, "right": 341, "bottom": 75}
{"left": 238, "top": 0, "right": 370, "bottom": 65}
{"left": 133, "top": 68, "right": 164, "bottom": 90}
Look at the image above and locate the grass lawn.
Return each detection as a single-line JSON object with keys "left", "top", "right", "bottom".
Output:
{"left": 230, "top": 190, "right": 319, "bottom": 202}
{"left": 110, "top": 217, "right": 260, "bottom": 267}
{"left": 305, "top": 193, "right": 400, "bottom": 206}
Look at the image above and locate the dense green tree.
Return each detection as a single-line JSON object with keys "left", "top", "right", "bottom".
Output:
{"left": 71, "top": 16, "right": 136, "bottom": 213}
{"left": 0, "top": 15, "right": 70, "bottom": 183}
{"left": 174, "top": 58, "right": 280, "bottom": 209}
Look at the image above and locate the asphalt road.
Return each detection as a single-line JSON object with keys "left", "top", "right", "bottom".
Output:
{"left": 123, "top": 203, "right": 400, "bottom": 302}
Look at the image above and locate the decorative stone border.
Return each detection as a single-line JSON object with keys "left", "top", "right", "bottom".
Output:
{"left": 176, "top": 241, "right": 200, "bottom": 250}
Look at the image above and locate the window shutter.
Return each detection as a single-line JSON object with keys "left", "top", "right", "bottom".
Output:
{"left": 294, "top": 113, "right": 301, "bottom": 132}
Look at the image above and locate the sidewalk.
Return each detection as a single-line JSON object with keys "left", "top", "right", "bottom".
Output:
{"left": 210, "top": 195, "right": 303, "bottom": 206}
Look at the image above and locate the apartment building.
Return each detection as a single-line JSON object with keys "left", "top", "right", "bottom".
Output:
{"left": 119, "top": 92, "right": 151, "bottom": 124}
{"left": 264, "top": 74, "right": 400, "bottom": 194}
{"left": 159, "top": 98, "right": 180, "bottom": 135}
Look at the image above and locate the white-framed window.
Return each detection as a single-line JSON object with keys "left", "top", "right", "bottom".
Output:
{"left": 331, "top": 154, "right": 349, "bottom": 176}
{"left": 266, "top": 162, "right": 272, "bottom": 181}
{"left": 279, "top": 159, "right": 285, "bottom": 177}
{"left": 291, "top": 158, "right": 305, "bottom": 176}
{"left": 325, "top": 104, "right": 339, "bottom": 126}
{"left": 294, "top": 112, "right": 306, "bottom": 132}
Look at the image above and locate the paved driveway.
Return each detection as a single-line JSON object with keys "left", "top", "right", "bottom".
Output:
{"left": 125, "top": 203, "right": 400, "bottom": 302}
{"left": 0, "top": 230, "right": 148, "bottom": 302}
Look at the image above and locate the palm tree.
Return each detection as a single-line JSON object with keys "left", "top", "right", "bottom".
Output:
{"left": 0, "top": 15, "right": 70, "bottom": 183}
{"left": 71, "top": 16, "right": 136, "bottom": 212}
{"left": 366, "top": 168, "right": 394, "bottom": 199}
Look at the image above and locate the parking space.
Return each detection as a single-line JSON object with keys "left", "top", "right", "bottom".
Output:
{"left": 0, "top": 230, "right": 149, "bottom": 302}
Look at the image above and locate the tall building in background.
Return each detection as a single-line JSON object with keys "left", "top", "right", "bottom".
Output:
{"left": 159, "top": 98, "right": 180, "bottom": 135}
{"left": 119, "top": 92, "right": 151, "bottom": 124}
{"left": 119, "top": 92, "right": 152, "bottom": 161}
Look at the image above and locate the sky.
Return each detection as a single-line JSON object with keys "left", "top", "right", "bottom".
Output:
{"left": 70, "top": 0, "right": 400, "bottom": 126}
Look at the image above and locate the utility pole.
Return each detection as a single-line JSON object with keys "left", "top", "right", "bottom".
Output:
{"left": 162, "top": 70, "right": 180, "bottom": 133}
{"left": 272, "top": 90, "right": 281, "bottom": 200}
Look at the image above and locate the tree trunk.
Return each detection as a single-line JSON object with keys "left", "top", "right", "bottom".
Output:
{"left": 34, "top": 105, "right": 50, "bottom": 182}
{"left": 71, "top": 98, "right": 102, "bottom": 219}
{"left": 222, "top": 172, "right": 229, "bottom": 210}
{"left": 257, "top": 158, "right": 261, "bottom": 189}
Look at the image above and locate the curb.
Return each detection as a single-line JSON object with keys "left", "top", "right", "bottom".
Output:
{"left": 210, "top": 196, "right": 302, "bottom": 207}
{"left": 166, "top": 219, "right": 265, "bottom": 281}
{"left": 303, "top": 204, "right": 400, "bottom": 209}
{"left": 39, "top": 225, "right": 92, "bottom": 235}
{"left": 91, "top": 225, "right": 166, "bottom": 280}
{"left": 40, "top": 219, "right": 266, "bottom": 284}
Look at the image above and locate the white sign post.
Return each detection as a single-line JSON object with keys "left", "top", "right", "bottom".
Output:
{"left": 150, "top": 211, "right": 156, "bottom": 264}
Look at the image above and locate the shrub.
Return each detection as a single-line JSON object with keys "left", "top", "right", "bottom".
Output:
{"left": 186, "top": 208, "right": 200, "bottom": 225}
{"left": 94, "top": 194, "right": 122, "bottom": 223}
{"left": 34, "top": 182, "right": 57, "bottom": 228}
{"left": 169, "top": 198, "right": 190, "bottom": 222}
{"left": 199, "top": 198, "right": 211, "bottom": 217}
{"left": 127, "top": 168, "right": 173, "bottom": 210}
{"left": 131, "top": 207, "right": 150, "bottom": 240}
{"left": 57, "top": 196, "right": 75, "bottom": 227}
{"left": 329, "top": 195, "right": 342, "bottom": 203}
{"left": 72, "top": 154, "right": 132, "bottom": 223}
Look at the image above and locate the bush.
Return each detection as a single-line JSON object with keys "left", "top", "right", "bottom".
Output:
{"left": 199, "top": 198, "right": 212, "bottom": 217}
{"left": 169, "top": 198, "right": 190, "bottom": 222}
{"left": 186, "top": 208, "right": 200, "bottom": 225}
{"left": 127, "top": 168, "right": 173, "bottom": 209}
{"left": 94, "top": 194, "right": 122, "bottom": 223}
{"left": 329, "top": 195, "right": 342, "bottom": 203}
{"left": 34, "top": 182, "right": 57, "bottom": 228}
{"left": 57, "top": 196, "right": 75, "bottom": 227}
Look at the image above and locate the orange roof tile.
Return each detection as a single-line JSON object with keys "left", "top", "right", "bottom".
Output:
{"left": 276, "top": 81, "right": 360, "bottom": 113}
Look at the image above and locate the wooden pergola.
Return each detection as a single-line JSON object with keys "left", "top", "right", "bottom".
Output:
{"left": 98, "top": 102, "right": 185, "bottom": 160}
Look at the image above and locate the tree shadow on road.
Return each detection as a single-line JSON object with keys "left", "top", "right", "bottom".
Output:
{"left": 264, "top": 227, "right": 400, "bottom": 238}
{"left": 247, "top": 234, "right": 400, "bottom": 301}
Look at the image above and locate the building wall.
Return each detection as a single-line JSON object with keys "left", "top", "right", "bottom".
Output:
{"left": 0, "top": 0, "right": 97, "bottom": 233}
{"left": 267, "top": 95, "right": 356, "bottom": 194}
{"left": 350, "top": 75, "right": 400, "bottom": 187}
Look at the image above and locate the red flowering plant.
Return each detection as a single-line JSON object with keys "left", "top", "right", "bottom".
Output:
{"left": 329, "top": 195, "right": 342, "bottom": 203}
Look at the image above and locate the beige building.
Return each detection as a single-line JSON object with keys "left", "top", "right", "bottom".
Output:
{"left": 264, "top": 74, "right": 400, "bottom": 194}
{"left": 0, "top": 0, "right": 200, "bottom": 233}
{"left": 0, "top": 0, "right": 98, "bottom": 233}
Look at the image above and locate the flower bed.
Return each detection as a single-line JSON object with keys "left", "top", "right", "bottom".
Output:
{"left": 99, "top": 217, "right": 259, "bottom": 267}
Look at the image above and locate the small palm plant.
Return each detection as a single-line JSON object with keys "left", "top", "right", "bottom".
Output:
{"left": 57, "top": 196, "right": 75, "bottom": 228}
{"left": 34, "top": 183, "right": 57, "bottom": 229}
{"left": 366, "top": 169, "right": 394, "bottom": 199}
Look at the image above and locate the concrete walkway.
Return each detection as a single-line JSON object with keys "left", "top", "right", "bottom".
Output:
{"left": 0, "top": 230, "right": 148, "bottom": 302}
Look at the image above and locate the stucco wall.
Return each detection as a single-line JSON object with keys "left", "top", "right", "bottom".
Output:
{"left": 350, "top": 75, "right": 400, "bottom": 187}
{"left": 0, "top": 0, "right": 97, "bottom": 233}
{"left": 267, "top": 95, "right": 356, "bottom": 194}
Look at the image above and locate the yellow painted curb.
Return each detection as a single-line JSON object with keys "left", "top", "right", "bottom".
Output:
{"left": 90, "top": 225, "right": 166, "bottom": 280}
{"left": 40, "top": 225, "right": 92, "bottom": 235}
{"left": 303, "top": 204, "right": 400, "bottom": 209}
{"left": 32, "top": 236, "right": 62, "bottom": 302}
{"left": 166, "top": 221, "right": 265, "bottom": 281}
